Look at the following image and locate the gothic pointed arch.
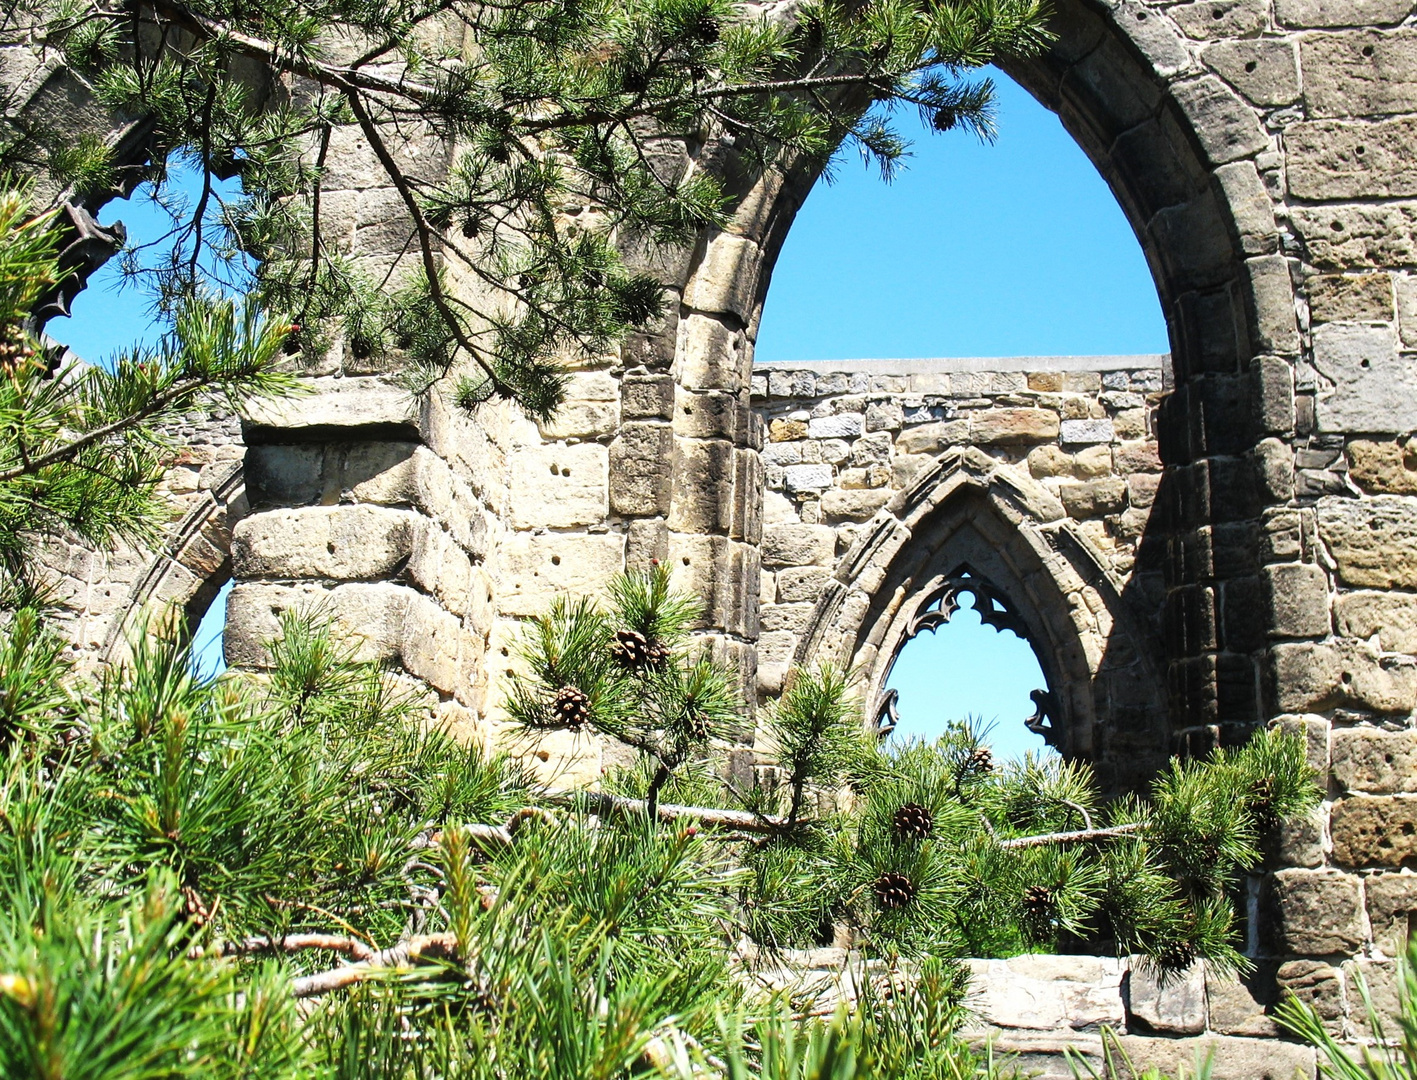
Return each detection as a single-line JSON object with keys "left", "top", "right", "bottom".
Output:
{"left": 792, "top": 448, "right": 1168, "bottom": 792}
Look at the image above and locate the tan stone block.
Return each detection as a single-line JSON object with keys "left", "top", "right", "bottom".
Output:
{"left": 495, "top": 531, "right": 625, "bottom": 617}
{"left": 821, "top": 488, "right": 890, "bottom": 523}
{"left": 1205, "top": 967, "right": 1281, "bottom": 1037}
{"left": 1335, "top": 591, "right": 1417, "bottom": 653}
{"left": 762, "top": 524, "right": 835, "bottom": 568}
{"left": 1113, "top": 1034, "right": 1314, "bottom": 1080}
{"left": 1292, "top": 202, "right": 1417, "bottom": 272}
{"left": 769, "top": 418, "right": 807, "bottom": 442}
{"left": 1112, "top": 408, "right": 1148, "bottom": 440}
{"left": 684, "top": 233, "right": 760, "bottom": 322}
{"left": 1203, "top": 39, "right": 1300, "bottom": 107}
{"left": 1332, "top": 727, "right": 1417, "bottom": 794}
{"left": 1301, "top": 30, "right": 1417, "bottom": 119}
{"left": 971, "top": 408, "right": 1060, "bottom": 446}
{"left": 1397, "top": 274, "right": 1417, "bottom": 349}
{"left": 1277, "top": 0, "right": 1412, "bottom": 26}
{"left": 1348, "top": 439, "right": 1417, "bottom": 496}
{"left": 231, "top": 505, "right": 419, "bottom": 581}
{"left": 1317, "top": 496, "right": 1417, "bottom": 590}
{"left": 1170, "top": 0, "right": 1266, "bottom": 38}
{"left": 1332, "top": 795, "right": 1417, "bottom": 867}
{"left": 1263, "top": 562, "right": 1331, "bottom": 638}
{"left": 1027, "top": 371, "right": 1063, "bottom": 392}
{"left": 508, "top": 441, "right": 608, "bottom": 529}
{"left": 1276, "top": 961, "right": 1344, "bottom": 1025}
{"left": 407, "top": 523, "right": 474, "bottom": 617}
{"left": 1114, "top": 440, "right": 1161, "bottom": 473}
{"left": 1308, "top": 274, "right": 1394, "bottom": 323}
{"left": 777, "top": 566, "right": 830, "bottom": 603}
{"left": 1027, "top": 445, "right": 1074, "bottom": 479}
{"left": 1271, "top": 869, "right": 1365, "bottom": 955}
{"left": 1059, "top": 478, "right": 1127, "bottom": 519}
{"left": 892, "top": 454, "right": 934, "bottom": 488}
{"left": 895, "top": 420, "right": 969, "bottom": 455}
{"left": 1128, "top": 473, "right": 1161, "bottom": 509}
{"left": 1289, "top": 118, "right": 1417, "bottom": 201}
{"left": 1271, "top": 640, "right": 1417, "bottom": 714}
{"left": 1365, "top": 871, "right": 1417, "bottom": 956}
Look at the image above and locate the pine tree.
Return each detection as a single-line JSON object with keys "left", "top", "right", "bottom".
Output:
{"left": 4, "top": 0, "right": 1052, "bottom": 417}
{"left": 0, "top": 189, "right": 296, "bottom": 599}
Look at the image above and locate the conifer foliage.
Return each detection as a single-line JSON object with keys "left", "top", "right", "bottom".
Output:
{"left": 0, "top": 566, "right": 1319, "bottom": 1077}
{"left": 5, "top": 0, "right": 1052, "bottom": 417}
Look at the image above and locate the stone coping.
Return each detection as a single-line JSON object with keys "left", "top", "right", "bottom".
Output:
{"left": 753, "top": 355, "right": 1169, "bottom": 374}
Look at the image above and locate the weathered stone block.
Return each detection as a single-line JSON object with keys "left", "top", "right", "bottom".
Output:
{"left": 407, "top": 523, "right": 473, "bottom": 618}
{"left": 1060, "top": 418, "right": 1115, "bottom": 445}
{"left": 1333, "top": 727, "right": 1417, "bottom": 794}
{"left": 495, "top": 532, "right": 625, "bottom": 617}
{"left": 762, "top": 524, "right": 835, "bottom": 568}
{"left": 770, "top": 418, "right": 807, "bottom": 442}
{"left": 1292, "top": 202, "right": 1417, "bottom": 271}
{"left": 1347, "top": 438, "right": 1417, "bottom": 496}
{"left": 232, "top": 505, "right": 418, "bottom": 581}
{"left": 684, "top": 234, "right": 759, "bottom": 323}
{"left": 610, "top": 423, "right": 674, "bottom": 516}
{"left": 1302, "top": 30, "right": 1417, "bottom": 119}
{"left": 1336, "top": 591, "right": 1417, "bottom": 653}
{"left": 1203, "top": 40, "right": 1300, "bottom": 107}
{"left": 1205, "top": 966, "right": 1280, "bottom": 1037}
{"left": 808, "top": 413, "right": 864, "bottom": 439}
{"left": 1398, "top": 274, "right": 1417, "bottom": 350}
{"left": 226, "top": 581, "right": 413, "bottom": 667}
{"left": 1309, "top": 274, "right": 1394, "bottom": 324}
{"left": 895, "top": 420, "right": 969, "bottom": 455}
{"left": 1171, "top": 76, "right": 1269, "bottom": 167}
{"left": 1365, "top": 871, "right": 1417, "bottom": 956}
{"left": 1263, "top": 563, "right": 1330, "bottom": 639}
{"left": 1317, "top": 495, "right": 1417, "bottom": 589}
{"left": 961, "top": 956, "right": 1124, "bottom": 1030}
{"left": 1289, "top": 118, "right": 1417, "bottom": 201}
{"left": 1276, "top": 961, "right": 1344, "bottom": 1022}
{"left": 242, "top": 376, "right": 416, "bottom": 436}
{"left": 1332, "top": 795, "right": 1417, "bottom": 867}
{"left": 509, "top": 441, "right": 608, "bottom": 529}
{"left": 1124, "top": 960, "right": 1205, "bottom": 1035}
{"left": 1276, "top": 0, "right": 1412, "bottom": 26}
{"left": 784, "top": 463, "right": 833, "bottom": 494}
{"left": 776, "top": 566, "right": 829, "bottom": 604}
{"left": 972, "top": 409, "right": 1060, "bottom": 445}
{"left": 1271, "top": 869, "right": 1365, "bottom": 954}
{"left": 1169, "top": 0, "right": 1266, "bottom": 38}
{"left": 1060, "top": 478, "right": 1127, "bottom": 519}
{"left": 1270, "top": 639, "right": 1417, "bottom": 715}
{"left": 821, "top": 488, "right": 890, "bottom": 523}
{"left": 1114, "top": 1034, "right": 1314, "bottom": 1080}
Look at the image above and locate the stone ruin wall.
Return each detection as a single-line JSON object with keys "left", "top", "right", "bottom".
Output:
{"left": 19, "top": 0, "right": 1417, "bottom": 1067}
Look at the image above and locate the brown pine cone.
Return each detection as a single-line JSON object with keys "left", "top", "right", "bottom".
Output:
{"left": 0, "top": 323, "right": 34, "bottom": 377}
{"left": 966, "top": 746, "right": 993, "bottom": 775}
{"left": 872, "top": 871, "right": 916, "bottom": 911}
{"left": 552, "top": 686, "right": 591, "bottom": 730}
{"left": 891, "top": 802, "right": 933, "bottom": 841}
{"left": 182, "top": 885, "right": 212, "bottom": 927}
{"left": 609, "top": 628, "right": 650, "bottom": 667}
{"left": 1022, "top": 884, "right": 1053, "bottom": 913}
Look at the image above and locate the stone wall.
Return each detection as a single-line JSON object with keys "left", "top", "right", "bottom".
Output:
{"left": 768, "top": 950, "right": 1319, "bottom": 1080}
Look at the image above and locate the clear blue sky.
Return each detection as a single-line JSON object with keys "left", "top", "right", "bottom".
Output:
{"left": 55, "top": 71, "right": 1165, "bottom": 760}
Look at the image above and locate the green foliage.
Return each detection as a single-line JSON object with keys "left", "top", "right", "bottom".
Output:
{"left": 0, "top": 190, "right": 297, "bottom": 599}
{"left": 8, "top": 0, "right": 1053, "bottom": 418}
{"left": 1280, "top": 937, "right": 1417, "bottom": 1080}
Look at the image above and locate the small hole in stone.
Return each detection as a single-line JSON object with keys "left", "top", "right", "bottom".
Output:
{"left": 682, "top": 556, "right": 691, "bottom": 566}
{"left": 1332, "top": 221, "right": 1345, "bottom": 231}
{"left": 1342, "top": 671, "right": 1353, "bottom": 684}
{"left": 1245, "top": 60, "right": 1258, "bottom": 73}
{"left": 1135, "top": 10, "right": 1146, "bottom": 19}
{"left": 1212, "top": 7, "right": 1224, "bottom": 17}
{"left": 327, "top": 541, "right": 336, "bottom": 553}
{"left": 1363, "top": 45, "right": 1375, "bottom": 57}
{"left": 551, "top": 555, "right": 561, "bottom": 565}
{"left": 1356, "top": 146, "right": 1367, "bottom": 156}
{"left": 563, "top": 469, "right": 571, "bottom": 477}
{"left": 549, "top": 464, "right": 559, "bottom": 475}
{"left": 1362, "top": 359, "right": 1372, "bottom": 368}
{"left": 500, "top": 647, "right": 508, "bottom": 656}
{"left": 684, "top": 406, "right": 692, "bottom": 414}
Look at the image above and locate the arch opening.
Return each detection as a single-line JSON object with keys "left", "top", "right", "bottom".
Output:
{"left": 878, "top": 565, "right": 1056, "bottom": 764}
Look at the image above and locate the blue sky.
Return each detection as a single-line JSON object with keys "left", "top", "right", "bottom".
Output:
{"left": 55, "top": 70, "right": 1164, "bottom": 761}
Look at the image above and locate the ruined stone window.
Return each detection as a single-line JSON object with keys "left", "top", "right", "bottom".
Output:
{"left": 879, "top": 568, "right": 1055, "bottom": 762}
{"left": 191, "top": 578, "right": 233, "bottom": 680}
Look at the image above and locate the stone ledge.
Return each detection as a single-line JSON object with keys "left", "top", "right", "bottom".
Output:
{"left": 754, "top": 355, "right": 1169, "bottom": 375}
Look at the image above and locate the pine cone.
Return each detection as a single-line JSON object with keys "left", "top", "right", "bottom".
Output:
{"left": 1022, "top": 884, "right": 1053, "bottom": 914}
{"left": 610, "top": 628, "right": 651, "bottom": 667}
{"left": 684, "top": 710, "right": 710, "bottom": 741}
{"left": 891, "top": 802, "right": 933, "bottom": 841}
{"left": 552, "top": 686, "right": 591, "bottom": 730}
{"left": 0, "top": 322, "right": 34, "bottom": 376}
{"left": 182, "top": 885, "right": 212, "bottom": 927}
{"left": 965, "top": 746, "right": 993, "bottom": 776}
{"left": 872, "top": 872, "right": 916, "bottom": 911}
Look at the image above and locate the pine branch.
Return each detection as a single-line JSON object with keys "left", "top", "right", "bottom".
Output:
{"left": 546, "top": 789, "right": 788, "bottom": 833}
{"left": 288, "top": 932, "right": 459, "bottom": 997}
{"left": 997, "top": 822, "right": 1142, "bottom": 850}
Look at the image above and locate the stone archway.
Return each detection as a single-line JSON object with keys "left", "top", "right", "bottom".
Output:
{"left": 791, "top": 446, "right": 1168, "bottom": 791}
